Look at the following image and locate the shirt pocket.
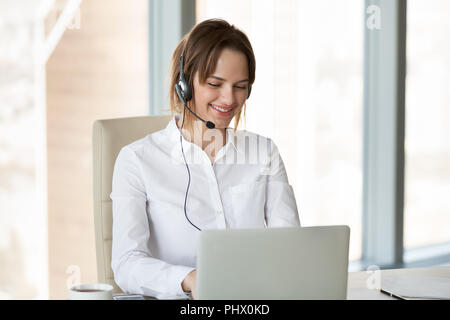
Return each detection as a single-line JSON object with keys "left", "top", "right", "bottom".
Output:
{"left": 227, "top": 180, "right": 266, "bottom": 228}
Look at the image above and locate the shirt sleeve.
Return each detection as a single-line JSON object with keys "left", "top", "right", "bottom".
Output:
{"left": 110, "top": 146, "right": 195, "bottom": 299}
{"left": 263, "top": 139, "right": 301, "bottom": 227}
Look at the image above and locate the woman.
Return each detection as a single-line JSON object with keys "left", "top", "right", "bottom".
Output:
{"left": 110, "top": 18, "right": 300, "bottom": 300}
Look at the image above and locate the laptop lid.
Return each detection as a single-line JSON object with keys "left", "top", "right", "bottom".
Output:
{"left": 197, "top": 225, "right": 350, "bottom": 300}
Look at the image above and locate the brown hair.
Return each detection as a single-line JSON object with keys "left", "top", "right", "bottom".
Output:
{"left": 167, "top": 18, "right": 256, "bottom": 131}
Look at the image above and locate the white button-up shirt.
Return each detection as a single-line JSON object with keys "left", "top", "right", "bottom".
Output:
{"left": 110, "top": 116, "right": 300, "bottom": 299}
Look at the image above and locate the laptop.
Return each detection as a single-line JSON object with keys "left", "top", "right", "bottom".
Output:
{"left": 196, "top": 225, "right": 350, "bottom": 300}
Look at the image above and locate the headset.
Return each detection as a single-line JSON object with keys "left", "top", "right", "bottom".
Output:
{"left": 175, "top": 45, "right": 251, "bottom": 231}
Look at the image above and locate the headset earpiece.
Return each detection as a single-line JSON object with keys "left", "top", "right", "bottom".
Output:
{"left": 176, "top": 78, "right": 192, "bottom": 102}
{"left": 177, "top": 50, "right": 192, "bottom": 102}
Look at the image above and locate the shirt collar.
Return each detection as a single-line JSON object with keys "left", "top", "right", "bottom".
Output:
{"left": 164, "top": 115, "right": 244, "bottom": 155}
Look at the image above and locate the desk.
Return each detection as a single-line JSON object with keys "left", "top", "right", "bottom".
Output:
{"left": 124, "top": 266, "right": 450, "bottom": 300}
{"left": 346, "top": 266, "right": 450, "bottom": 300}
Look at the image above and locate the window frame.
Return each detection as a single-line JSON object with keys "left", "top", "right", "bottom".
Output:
{"left": 149, "top": 0, "right": 196, "bottom": 115}
{"left": 363, "top": 0, "right": 450, "bottom": 270}
{"left": 361, "top": 0, "right": 406, "bottom": 269}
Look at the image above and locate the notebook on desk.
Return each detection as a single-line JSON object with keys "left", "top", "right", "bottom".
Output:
{"left": 381, "top": 275, "right": 450, "bottom": 300}
{"left": 196, "top": 225, "right": 350, "bottom": 300}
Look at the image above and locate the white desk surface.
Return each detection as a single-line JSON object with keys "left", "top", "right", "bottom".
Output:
{"left": 132, "top": 266, "right": 450, "bottom": 300}
{"left": 346, "top": 266, "right": 450, "bottom": 300}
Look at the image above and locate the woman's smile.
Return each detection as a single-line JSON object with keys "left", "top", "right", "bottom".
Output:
{"left": 209, "top": 103, "right": 233, "bottom": 116}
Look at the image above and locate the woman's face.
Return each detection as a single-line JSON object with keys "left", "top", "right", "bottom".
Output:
{"left": 192, "top": 48, "right": 249, "bottom": 130}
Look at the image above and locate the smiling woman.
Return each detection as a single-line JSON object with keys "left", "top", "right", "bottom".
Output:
{"left": 110, "top": 18, "right": 300, "bottom": 300}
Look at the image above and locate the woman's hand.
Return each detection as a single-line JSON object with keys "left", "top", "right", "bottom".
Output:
{"left": 182, "top": 269, "right": 197, "bottom": 299}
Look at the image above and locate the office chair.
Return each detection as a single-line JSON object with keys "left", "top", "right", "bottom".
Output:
{"left": 92, "top": 115, "right": 171, "bottom": 293}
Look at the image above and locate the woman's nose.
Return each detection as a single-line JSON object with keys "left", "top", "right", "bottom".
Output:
{"left": 219, "top": 85, "right": 235, "bottom": 105}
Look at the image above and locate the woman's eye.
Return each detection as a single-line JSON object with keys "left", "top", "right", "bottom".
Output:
{"left": 208, "top": 83, "right": 246, "bottom": 90}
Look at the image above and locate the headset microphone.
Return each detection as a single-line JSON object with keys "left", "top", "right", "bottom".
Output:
{"left": 175, "top": 84, "right": 216, "bottom": 129}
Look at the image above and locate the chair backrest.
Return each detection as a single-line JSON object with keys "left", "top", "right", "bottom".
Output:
{"left": 92, "top": 115, "right": 171, "bottom": 293}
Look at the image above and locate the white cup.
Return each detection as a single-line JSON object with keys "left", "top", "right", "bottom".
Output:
{"left": 69, "top": 283, "right": 114, "bottom": 300}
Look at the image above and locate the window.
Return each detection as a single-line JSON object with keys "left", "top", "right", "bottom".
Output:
{"left": 0, "top": 0, "right": 149, "bottom": 299}
{"left": 197, "top": 0, "right": 364, "bottom": 261}
{"left": 404, "top": 0, "right": 450, "bottom": 250}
